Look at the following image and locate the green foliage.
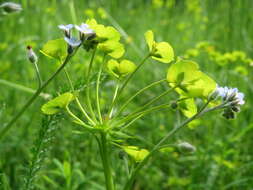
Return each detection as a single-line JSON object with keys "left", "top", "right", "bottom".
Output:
{"left": 1, "top": 1, "right": 252, "bottom": 189}
{"left": 41, "top": 92, "right": 74, "bottom": 115}
{"left": 23, "top": 115, "right": 60, "bottom": 190}
{"left": 40, "top": 38, "right": 67, "bottom": 61}
{"left": 0, "top": 173, "right": 11, "bottom": 190}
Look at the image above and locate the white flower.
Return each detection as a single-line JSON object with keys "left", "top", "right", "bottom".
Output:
{"left": 235, "top": 92, "right": 245, "bottom": 105}
{"left": 75, "top": 23, "right": 95, "bottom": 40}
{"left": 58, "top": 24, "right": 74, "bottom": 37}
{"left": 215, "top": 86, "right": 245, "bottom": 105}
{"left": 0, "top": 2, "right": 22, "bottom": 13}
{"left": 27, "top": 46, "right": 37, "bottom": 63}
{"left": 64, "top": 37, "right": 81, "bottom": 47}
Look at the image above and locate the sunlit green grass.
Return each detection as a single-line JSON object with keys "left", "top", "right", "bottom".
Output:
{"left": 0, "top": 0, "right": 253, "bottom": 189}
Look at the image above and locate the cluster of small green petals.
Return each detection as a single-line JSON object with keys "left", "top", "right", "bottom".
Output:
{"left": 41, "top": 92, "right": 74, "bottom": 115}
{"left": 98, "top": 40, "right": 125, "bottom": 58}
{"left": 122, "top": 146, "right": 149, "bottom": 162}
{"left": 107, "top": 59, "right": 136, "bottom": 78}
{"left": 86, "top": 19, "right": 124, "bottom": 58}
{"left": 144, "top": 30, "right": 174, "bottom": 63}
{"left": 167, "top": 60, "right": 216, "bottom": 98}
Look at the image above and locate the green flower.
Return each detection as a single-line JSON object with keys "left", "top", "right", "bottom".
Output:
{"left": 85, "top": 19, "right": 124, "bottom": 58}
{"left": 145, "top": 30, "right": 174, "bottom": 63}
{"left": 167, "top": 60, "right": 216, "bottom": 98}
{"left": 41, "top": 92, "right": 74, "bottom": 115}
{"left": 107, "top": 59, "right": 136, "bottom": 78}
{"left": 123, "top": 146, "right": 149, "bottom": 162}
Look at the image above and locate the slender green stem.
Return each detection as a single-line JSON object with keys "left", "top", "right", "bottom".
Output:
{"left": 123, "top": 100, "right": 212, "bottom": 190}
{"left": 64, "top": 68, "right": 95, "bottom": 125}
{"left": 99, "top": 132, "right": 115, "bottom": 190}
{"left": 118, "top": 103, "right": 171, "bottom": 127}
{"left": 96, "top": 54, "right": 106, "bottom": 123}
{"left": 118, "top": 98, "right": 190, "bottom": 131}
{"left": 129, "top": 86, "right": 177, "bottom": 116}
{"left": 108, "top": 80, "right": 120, "bottom": 118}
{"left": 33, "top": 61, "right": 42, "bottom": 88}
{"left": 120, "top": 113, "right": 144, "bottom": 131}
{"left": 115, "top": 78, "right": 167, "bottom": 117}
{"left": 0, "top": 53, "right": 74, "bottom": 141}
{"left": 0, "top": 79, "right": 50, "bottom": 99}
{"left": 65, "top": 106, "right": 93, "bottom": 130}
{"left": 117, "top": 54, "right": 150, "bottom": 99}
{"left": 86, "top": 47, "right": 98, "bottom": 122}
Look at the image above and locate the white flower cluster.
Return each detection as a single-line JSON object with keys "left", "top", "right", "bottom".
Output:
{"left": 216, "top": 86, "right": 245, "bottom": 105}
{"left": 58, "top": 23, "right": 95, "bottom": 49}
{"left": 214, "top": 86, "right": 245, "bottom": 119}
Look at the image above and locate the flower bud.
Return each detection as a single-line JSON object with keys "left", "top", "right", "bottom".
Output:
{"left": 177, "top": 142, "right": 196, "bottom": 153}
{"left": 0, "top": 2, "right": 22, "bottom": 13}
{"left": 118, "top": 151, "right": 126, "bottom": 160}
{"left": 27, "top": 45, "right": 38, "bottom": 63}
{"left": 170, "top": 101, "right": 178, "bottom": 109}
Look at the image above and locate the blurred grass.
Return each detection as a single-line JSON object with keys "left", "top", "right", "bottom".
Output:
{"left": 0, "top": 0, "right": 253, "bottom": 189}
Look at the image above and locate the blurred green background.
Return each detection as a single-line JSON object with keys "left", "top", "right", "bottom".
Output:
{"left": 0, "top": 0, "right": 253, "bottom": 189}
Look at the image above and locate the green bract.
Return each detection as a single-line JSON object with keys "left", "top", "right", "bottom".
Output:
{"left": 86, "top": 19, "right": 124, "bottom": 58}
{"left": 107, "top": 59, "right": 136, "bottom": 78}
{"left": 41, "top": 92, "right": 74, "bottom": 115}
{"left": 40, "top": 38, "right": 67, "bottom": 61}
{"left": 167, "top": 60, "right": 216, "bottom": 98}
{"left": 145, "top": 30, "right": 174, "bottom": 63}
{"left": 178, "top": 98, "right": 197, "bottom": 118}
{"left": 123, "top": 146, "right": 149, "bottom": 162}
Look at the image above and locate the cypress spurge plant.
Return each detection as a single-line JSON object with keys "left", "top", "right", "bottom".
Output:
{"left": 3, "top": 19, "right": 245, "bottom": 189}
